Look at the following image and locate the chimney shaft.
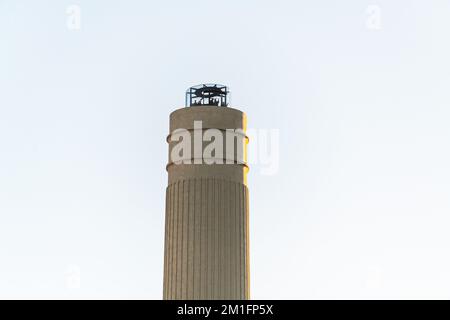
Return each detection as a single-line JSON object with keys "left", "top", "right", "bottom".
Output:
{"left": 163, "top": 90, "right": 249, "bottom": 300}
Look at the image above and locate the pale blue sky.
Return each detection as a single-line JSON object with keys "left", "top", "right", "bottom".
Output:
{"left": 1, "top": 0, "right": 450, "bottom": 299}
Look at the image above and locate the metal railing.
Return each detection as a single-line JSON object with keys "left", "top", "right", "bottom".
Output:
{"left": 185, "top": 84, "right": 230, "bottom": 107}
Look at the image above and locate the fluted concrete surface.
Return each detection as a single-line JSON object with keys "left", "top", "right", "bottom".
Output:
{"left": 164, "top": 177, "right": 249, "bottom": 299}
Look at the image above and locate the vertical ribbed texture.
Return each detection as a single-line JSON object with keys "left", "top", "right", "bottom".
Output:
{"left": 163, "top": 177, "right": 249, "bottom": 300}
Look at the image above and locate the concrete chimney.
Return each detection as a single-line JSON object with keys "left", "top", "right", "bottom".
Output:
{"left": 163, "top": 84, "right": 249, "bottom": 300}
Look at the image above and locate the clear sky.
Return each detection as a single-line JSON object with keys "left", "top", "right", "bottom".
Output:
{"left": 1, "top": 0, "right": 450, "bottom": 299}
